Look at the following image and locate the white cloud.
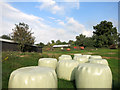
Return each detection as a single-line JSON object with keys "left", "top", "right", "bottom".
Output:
{"left": 1, "top": 0, "right": 119, "bottom": 2}
{"left": 58, "top": 17, "right": 93, "bottom": 37}
{"left": 36, "top": 0, "right": 80, "bottom": 15}
{"left": 0, "top": 2, "right": 75, "bottom": 44}
{"left": 1, "top": 2, "right": 93, "bottom": 44}
{"left": 58, "top": 21, "right": 65, "bottom": 26}
{"left": 48, "top": 17, "right": 56, "bottom": 20}
{"left": 62, "top": 0, "right": 80, "bottom": 9}
{"left": 55, "top": 19, "right": 61, "bottom": 22}
{"left": 1, "top": 2, "right": 59, "bottom": 44}
{"left": 37, "top": 0, "right": 64, "bottom": 14}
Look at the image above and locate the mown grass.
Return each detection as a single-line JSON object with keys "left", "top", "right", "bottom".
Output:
{"left": 2, "top": 48, "right": 119, "bottom": 89}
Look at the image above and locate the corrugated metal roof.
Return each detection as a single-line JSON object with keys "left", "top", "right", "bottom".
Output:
{"left": 0, "top": 38, "right": 14, "bottom": 43}
{"left": 53, "top": 44, "right": 70, "bottom": 48}
{"left": 0, "top": 38, "right": 40, "bottom": 47}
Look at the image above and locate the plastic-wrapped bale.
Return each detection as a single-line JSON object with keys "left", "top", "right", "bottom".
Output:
{"left": 38, "top": 58, "right": 57, "bottom": 69}
{"left": 82, "top": 55, "right": 91, "bottom": 59}
{"left": 74, "top": 54, "right": 82, "bottom": 57}
{"left": 8, "top": 66, "right": 57, "bottom": 88}
{"left": 74, "top": 56, "right": 88, "bottom": 63}
{"left": 57, "top": 60, "right": 79, "bottom": 81}
{"left": 73, "top": 54, "right": 82, "bottom": 60}
{"left": 89, "top": 59, "right": 108, "bottom": 65}
{"left": 59, "top": 55, "right": 72, "bottom": 61}
{"left": 75, "top": 63, "right": 112, "bottom": 88}
{"left": 89, "top": 55, "right": 102, "bottom": 59}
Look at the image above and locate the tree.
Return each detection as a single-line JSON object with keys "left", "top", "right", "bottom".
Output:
{"left": 36, "top": 42, "right": 44, "bottom": 47}
{"left": 93, "top": 20, "right": 119, "bottom": 47}
{"left": 75, "top": 34, "right": 94, "bottom": 47}
{"left": 84, "top": 37, "right": 94, "bottom": 47}
{"left": 61, "top": 41, "right": 67, "bottom": 44}
{"left": 47, "top": 42, "right": 51, "bottom": 46}
{"left": 75, "top": 34, "right": 86, "bottom": 46}
{"left": 68, "top": 40, "right": 75, "bottom": 46}
{"left": 56, "top": 40, "right": 61, "bottom": 45}
{"left": 51, "top": 40, "right": 55, "bottom": 44}
{"left": 0, "top": 34, "right": 11, "bottom": 40}
{"left": 11, "top": 22, "right": 35, "bottom": 52}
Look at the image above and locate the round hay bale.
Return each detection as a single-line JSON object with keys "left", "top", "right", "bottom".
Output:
{"left": 8, "top": 66, "right": 57, "bottom": 88}
{"left": 38, "top": 58, "right": 57, "bottom": 69}
{"left": 57, "top": 60, "right": 79, "bottom": 81}
{"left": 74, "top": 56, "right": 88, "bottom": 63}
{"left": 75, "top": 63, "right": 112, "bottom": 88}
{"left": 89, "top": 55, "right": 102, "bottom": 59}
{"left": 59, "top": 55, "right": 72, "bottom": 61}
{"left": 73, "top": 54, "right": 82, "bottom": 60}
{"left": 82, "top": 55, "right": 91, "bottom": 59}
{"left": 89, "top": 59, "right": 108, "bottom": 65}
{"left": 74, "top": 54, "right": 82, "bottom": 56}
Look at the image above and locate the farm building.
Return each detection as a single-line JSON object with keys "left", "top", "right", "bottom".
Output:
{"left": 0, "top": 38, "right": 42, "bottom": 53}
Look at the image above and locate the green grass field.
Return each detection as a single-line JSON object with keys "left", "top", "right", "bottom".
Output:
{"left": 2, "top": 48, "right": 119, "bottom": 89}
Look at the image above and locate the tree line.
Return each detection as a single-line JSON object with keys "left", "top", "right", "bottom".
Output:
{"left": 32, "top": 20, "right": 120, "bottom": 48}
{"left": 1, "top": 20, "right": 120, "bottom": 51}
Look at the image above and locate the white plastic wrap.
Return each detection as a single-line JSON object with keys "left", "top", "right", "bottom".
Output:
{"left": 75, "top": 63, "right": 112, "bottom": 88}
{"left": 74, "top": 54, "right": 82, "bottom": 56}
{"left": 57, "top": 60, "right": 79, "bottom": 81}
{"left": 8, "top": 66, "right": 57, "bottom": 88}
{"left": 89, "top": 59, "right": 108, "bottom": 65}
{"left": 73, "top": 54, "right": 82, "bottom": 60}
{"left": 89, "top": 55, "right": 102, "bottom": 59}
{"left": 74, "top": 56, "right": 88, "bottom": 63}
{"left": 38, "top": 58, "right": 57, "bottom": 69}
{"left": 82, "top": 55, "right": 91, "bottom": 59}
{"left": 59, "top": 55, "right": 72, "bottom": 61}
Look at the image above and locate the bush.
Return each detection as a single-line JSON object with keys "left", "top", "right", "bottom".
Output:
{"left": 109, "top": 44, "right": 117, "bottom": 49}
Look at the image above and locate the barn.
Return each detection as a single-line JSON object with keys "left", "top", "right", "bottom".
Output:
{"left": 53, "top": 44, "right": 70, "bottom": 48}
{"left": 0, "top": 38, "right": 42, "bottom": 53}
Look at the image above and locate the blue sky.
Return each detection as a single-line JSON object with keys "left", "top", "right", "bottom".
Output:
{"left": 1, "top": 1, "right": 118, "bottom": 44}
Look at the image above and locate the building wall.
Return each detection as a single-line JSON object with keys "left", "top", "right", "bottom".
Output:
{"left": 37, "top": 47, "right": 42, "bottom": 53}
{"left": 1, "top": 41, "right": 42, "bottom": 53}
{"left": 2, "top": 41, "right": 19, "bottom": 51}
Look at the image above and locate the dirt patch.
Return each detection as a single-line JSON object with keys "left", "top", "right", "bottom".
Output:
{"left": 18, "top": 55, "right": 29, "bottom": 57}
{"left": 106, "top": 53, "right": 116, "bottom": 54}
{"left": 102, "top": 56, "right": 119, "bottom": 60}
{"left": 86, "top": 52, "right": 94, "bottom": 54}
{"left": 102, "top": 56, "right": 111, "bottom": 59}
{"left": 69, "top": 53, "right": 74, "bottom": 55}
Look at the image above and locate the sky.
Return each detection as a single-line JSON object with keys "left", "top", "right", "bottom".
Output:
{"left": 0, "top": 0, "right": 118, "bottom": 44}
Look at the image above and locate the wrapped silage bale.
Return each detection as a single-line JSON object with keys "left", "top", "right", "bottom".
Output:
{"left": 59, "top": 55, "right": 72, "bottom": 61}
{"left": 8, "top": 66, "right": 57, "bottom": 88}
{"left": 82, "top": 55, "right": 91, "bottom": 59}
{"left": 73, "top": 54, "right": 82, "bottom": 60}
{"left": 75, "top": 63, "right": 112, "bottom": 88}
{"left": 74, "top": 56, "right": 88, "bottom": 63}
{"left": 89, "top": 55, "right": 102, "bottom": 59}
{"left": 38, "top": 58, "right": 57, "bottom": 69}
{"left": 74, "top": 54, "right": 82, "bottom": 56}
{"left": 57, "top": 60, "right": 79, "bottom": 81}
{"left": 89, "top": 59, "right": 108, "bottom": 65}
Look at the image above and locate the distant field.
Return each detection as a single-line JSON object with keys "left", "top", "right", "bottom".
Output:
{"left": 2, "top": 48, "right": 119, "bottom": 89}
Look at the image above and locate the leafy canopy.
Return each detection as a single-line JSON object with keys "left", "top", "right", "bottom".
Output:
{"left": 12, "top": 22, "right": 35, "bottom": 52}
{"left": 93, "top": 20, "right": 119, "bottom": 47}
{"left": 75, "top": 34, "right": 94, "bottom": 47}
{"left": 0, "top": 35, "right": 11, "bottom": 40}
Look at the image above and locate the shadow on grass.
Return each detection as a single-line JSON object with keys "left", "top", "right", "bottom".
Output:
{"left": 112, "top": 80, "right": 120, "bottom": 90}
{"left": 58, "top": 79, "right": 76, "bottom": 89}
